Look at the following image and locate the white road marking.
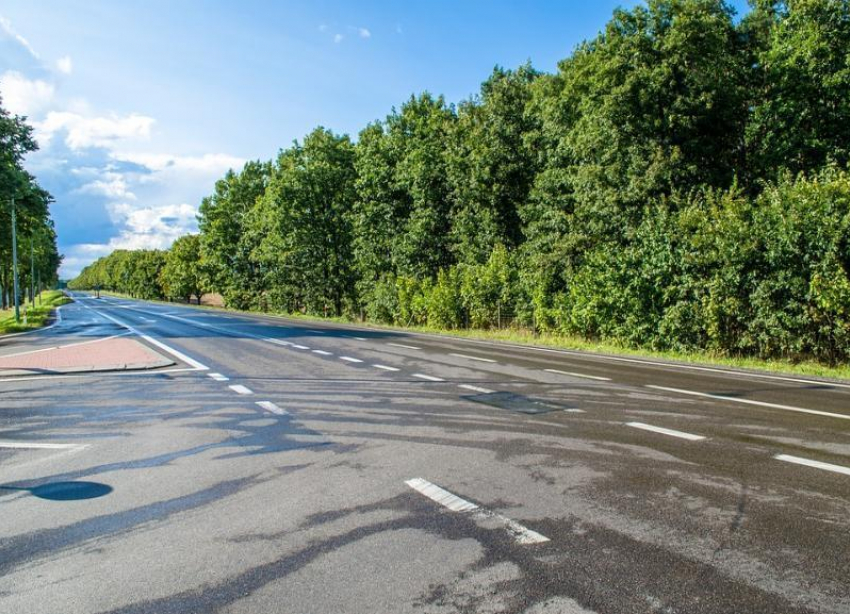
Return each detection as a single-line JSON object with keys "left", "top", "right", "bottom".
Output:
{"left": 207, "top": 373, "right": 229, "bottom": 382}
{"left": 0, "top": 440, "right": 87, "bottom": 450}
{"left": 458, "top": 384, "right": 495, "bottom": 394}
{"left": 290, "top": 344, "right": 309, "bottom": 350}
{"left": 373, "top": 364, "right": 400, "bottom": 372}
{"left": 388, "top": 343, "right": 421, "bottom": 350}
{"left": 405, "top": 478, "right": 549, "bottom": 545}
{"left": 0, "top": 332, "right": 131, "bottom": 357}
{"left": 228, "top": 384, "right": 253, "bottom": 395}
{"left": 564, "top": 409, "right": 586, "bottom": 413}
{"left": 256, "top": 401, "right": 288, "bottom": 415}
{"left": 306, "top": 329, "right": 326, "bottom": 334}
{"left": 84, "top": 306, "right": 209, "bottom": 371}
{"left": 544, "top": 368, "right": 611, "bottom": 382}
{"left": 266, "top": 338, "right": 293, "bottom": 346}
{"left": 774, "top": 454, "right": 850, "bottom": 476}
{"left": 626, "top": 422, "right": 706, "bottom": 441}
{"left": 353, "top": 336, "right": 367, "bottom": 341}
{"left": 646, "top": 385, "right": 850, "bottom": 421}
{"left": 340, "top": 356, "right": 363, "bottom": 363}
{"left": 139, "top": 317, "right": 156, "bottom": 323}
{"left": 450, "top": 353, "right": 497, "bottom": 363}
{"left": 312, "top": 350, "right": 333, "bottom": 356}
{"left": 412, "top": 373, "right": 444, "bottom": 382}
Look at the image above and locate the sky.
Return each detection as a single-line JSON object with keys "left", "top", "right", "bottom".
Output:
{"left": 1, "top": 0, "right": 751, "bottom": 278}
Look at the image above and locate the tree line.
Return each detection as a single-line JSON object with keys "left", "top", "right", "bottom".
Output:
{"left": 1, "top": 95, "right": 62, "bottom": 310}
{"left": 71, "top": 0, "right": 850, "bottom": 364}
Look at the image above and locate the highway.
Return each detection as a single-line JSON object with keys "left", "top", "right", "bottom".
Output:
{"left": 1, "top": 292, "right": 848, "bottom": 614}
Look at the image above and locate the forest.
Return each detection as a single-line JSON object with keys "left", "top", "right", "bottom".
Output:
{"left": 70, "top": 0, "right": 850, "bottom": 364}
{"left": 1, "top": 96, "right": 62, "bottom": 311}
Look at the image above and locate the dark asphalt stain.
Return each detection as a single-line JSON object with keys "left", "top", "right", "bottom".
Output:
{"left": 0, "top": 476, "right": 261, "bottom": 576}
{"left": 0, "top": 480, "right": 113, "bottom": 501}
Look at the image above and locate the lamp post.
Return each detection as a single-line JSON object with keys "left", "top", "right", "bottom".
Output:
{"left": 10, "top": 196, "right": 21, "bottom": 322}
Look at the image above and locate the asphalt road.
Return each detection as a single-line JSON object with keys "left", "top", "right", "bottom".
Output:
{"left": 1, "top": 293, "right": 848, "bottom": 614}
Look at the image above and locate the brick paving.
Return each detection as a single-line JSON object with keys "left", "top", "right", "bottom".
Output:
{"left": 0, "top": 337, "right": 173, "bottom": 375}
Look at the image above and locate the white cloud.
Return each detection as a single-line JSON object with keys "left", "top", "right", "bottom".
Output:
{"left": 56, "top": 56, "right": 73, "bottom": 75}
{"left": 334, "top": 33, "right": 343, "bottom": 44}
{"left": 0, "top": 70, "right": 55, "bottom": 116}
{"left": 0, "top": 15, "right": 39, "bottom": 59}
{"left": 110, "top": 151, "right": 244, "bottom": 174}
{"left": 358, "top": 28, "right": 371, "bottom": 39}
{"left": 36, "top": 111, "right": 155, "bottom": 149}
{"left": 77, "top": 171, "right": 136, "bottom": 200}
{"left": 105, "top": 202, "right": 199, "bottom": 250}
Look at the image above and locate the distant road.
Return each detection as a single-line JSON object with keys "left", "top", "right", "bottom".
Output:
{"left": 1, "top": 292, "right": 847, "bottom": 614}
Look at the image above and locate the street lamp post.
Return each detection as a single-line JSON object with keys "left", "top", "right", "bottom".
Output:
{"left": 30, "top": 233, "right": 35, "bottom": 306}
{"left": 10, "top": 196, "right": 21, "bottom": 322}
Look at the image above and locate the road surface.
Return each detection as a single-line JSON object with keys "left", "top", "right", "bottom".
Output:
{"left": 1, "top": 293, "right": 848, "bottom": 614}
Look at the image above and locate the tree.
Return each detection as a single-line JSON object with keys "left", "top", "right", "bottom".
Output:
{"left": 161, "top": 234, "right": 205, "bottom": 303}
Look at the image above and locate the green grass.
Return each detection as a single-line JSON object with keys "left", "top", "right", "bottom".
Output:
{"left": 96, "top": 291, "right": 850, "bottom": 381}
{"left": 0, "top": 290, "right": 72, "bottom": 335}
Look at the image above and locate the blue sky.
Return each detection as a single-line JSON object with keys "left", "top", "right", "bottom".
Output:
{"left": 1, "top": 0, "right": 751, "bottom": 278}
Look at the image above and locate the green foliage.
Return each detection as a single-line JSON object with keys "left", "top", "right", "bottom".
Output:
{"left": 160, "top": 234, "right": 205, "bottom": 303}
{"left": 69, "top": 0, "right": 850, "bottom": 367}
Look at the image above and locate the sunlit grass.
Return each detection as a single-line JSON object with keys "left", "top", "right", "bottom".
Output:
{"left": 0, "top": 290, "right": 71, "bottom": 335}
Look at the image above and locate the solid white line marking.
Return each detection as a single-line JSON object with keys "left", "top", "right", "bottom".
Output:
{"left": 775, "top": 454, "right": 850, "bottom": 476}
{"left": 312, "top": 349, "right": 333, "bottom": 356}
{"left": 626, "top": 422, "right": 706, "bottom": 441}
{"left": 388, "top": 343, "right": 421, "bottom": 350}
{"left": 208, "top": 373, "right": 229, "bottom": 382}
{"left": 340, "top": 356, "right": 363, "bottom": 363}
{"left": 228, "top": 384, "right": 253, "bottom": 395}
{"left": 256, "top": 401, "right": 288, "bottom": 415}
{"left": 450, "top": 353, "right": 497, "bottom": 363}
{"left": 291, "top": 344, "right": 310, "bottom": 350}
{"left": 84, "top": 306, "right": 209, "bottom": 371}
{"left": 458, "top": 384, "right": 495, "bottom": 394}
{"left": 306, "top": 329, "right": 326, "bottom": 334}
{"left": 373, "top": 364, "right": 400, "bottom": 372}
{"left": 646, "top": 385, "right": 850, "bottom": 421}
{"left": 545, "top": 368, "right": 611, "bottom": 382}
{"left": 0, "top": 441, "right": 87, "bottom": 450}
{"left": 405, "top": 478, "right": 549, "bottom": 545}
{"left": 412, "top": 373, "right": 444, "bottom": 382}
{"left": 266, "top": 338, "right": 293, "bottom": 346}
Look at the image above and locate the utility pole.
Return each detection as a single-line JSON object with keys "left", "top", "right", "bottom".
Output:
{"left": 30, "top": 234, "right": 35, "bottom": 306}
{"left": 11, "top": 196, "right": 20, "bottom": 322}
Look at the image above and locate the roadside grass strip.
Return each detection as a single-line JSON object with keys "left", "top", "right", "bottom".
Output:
{"left": 256, "top": 401, "right": 287, "bottom": 415}
{"left": 449, "top": 353, "right": 497, "bottom": 363}
{"left": 412, "top": 373, "right": 445, "bottom": 382}
{"left": 405, "top": 478, "right": 549, "bottom": 545}
{"left": 228, "top": 384, "right": 253, "bottom": 395}
{"left": 646, "top": 385, "right": 850, "bottom": 421}
{"left": 544, "top": 368, "right": 611, "bottom": 382}
{"left": 626, "top": 422, "right": 706, "bottom": 441}
{"left": 458, "top": 384, "right": 495, "bottom": 394}
{"left": 775, "top": 454, "right": 850, "bottom": 477}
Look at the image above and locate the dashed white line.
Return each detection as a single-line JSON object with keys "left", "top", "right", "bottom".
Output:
{"left": 340, "top": 356, "right": 363, "bottom": 363}
{"left": 306, "top": 329, "right": 326, "bottom": 334}
{"left": 626, "top": 422, "right": 706, "bottom": 441}
{"left": 450, "top": 353, "right": 497, "bottom": 363}
{"left": 291, "top": 344, "right": 310, "bottom": 350}
{"left": 312, "top": 349, "right": 333, "bottom": 356}
{"left": 405, "top": 478, "right": 549, "bottom": 545}
{"left": 266, "top": 338, "right": 293, "bottom": 347}
{"left": 775, "top": 454, "right": 850, "bottom": 476}
{"left": 256, "top": 401, "right": 288, "bottom": 415}
{"left": 353, "top": 336, "right": 367, "bottom": 341}
{"left": 544, "top": 368, "right": 611, "bottom": 382}
{"left": 458, "top": 384, "right": 495, "bottom": 394}
{"left": 412, "top": 373, "right": 444, "bottom": 382}
{"left": 373, "top": 364, "right": 400, "bottom": 372}
{"left": 0, "top": 441, "right": 87, "bottom": 450}
{"left": 228, "top": 384, "right": 253, "bottom": 395}
{"left": 207, "top": 373, "right": 229, "bottom": 382}
{"left": 388, "top": 343, "right": 421, "bottom": 350}
{"left": 646, "top": 385, "right": 850, "bottom": 421}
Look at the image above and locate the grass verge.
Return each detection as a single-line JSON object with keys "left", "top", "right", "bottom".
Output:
{"left": 97, "top": 291, "right": 850, "bottom": 382}
{"left": 0, "top": 290, "right": 72, "bottom": 335}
